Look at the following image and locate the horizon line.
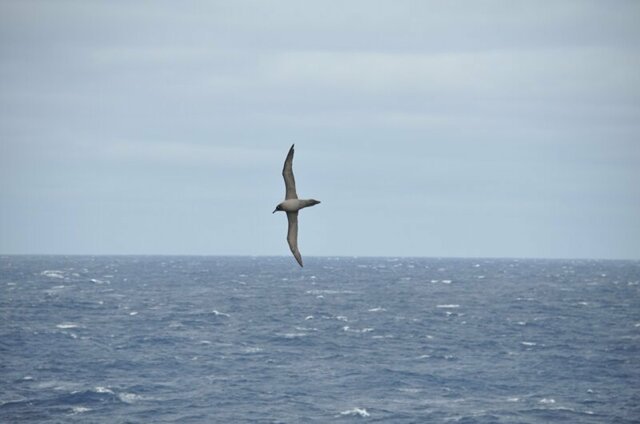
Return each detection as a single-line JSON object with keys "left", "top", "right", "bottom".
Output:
{"left": 1, "top": 253, "right": 638, "bottom": 262}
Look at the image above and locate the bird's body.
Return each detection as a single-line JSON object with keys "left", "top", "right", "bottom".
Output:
{"left": 277, "top": 198, "right": 321, "bottom": 213}
{"left": 273, "top": 144, "right": 320, "bottom": 267}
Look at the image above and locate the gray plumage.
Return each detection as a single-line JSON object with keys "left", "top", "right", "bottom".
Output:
{"left": 273, "top": 144, "right": 321, "bottom": 267}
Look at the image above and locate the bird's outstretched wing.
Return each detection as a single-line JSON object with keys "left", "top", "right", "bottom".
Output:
{"left": 286, "top": 212, "right": 303, "bottom": 267}
{"left": 282, "top": 144, "right": 298, "bottom": 200}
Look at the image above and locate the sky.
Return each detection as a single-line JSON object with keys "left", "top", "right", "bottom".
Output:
{"left": 1, "top": 1, "right": 639, "bottom": 259}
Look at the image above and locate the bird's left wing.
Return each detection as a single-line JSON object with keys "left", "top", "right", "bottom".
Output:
{"left": 286, "top": 212, "right": 303, "bottom": 267}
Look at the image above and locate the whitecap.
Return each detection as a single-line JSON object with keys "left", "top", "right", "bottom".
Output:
{"left": 118, "top": 392, "right": 144, "bottom": 404}
{"left": 368, "top": 307, "right": 386, "bottom": 312}
{"left": 56, "top": 323, "right": 79, "bottom": 329}
{"left": 211, "top": 310, "right": 230, "bottom": 317}
{"left": 399, "top": 388, "right": 422, "bottom": 393}
{"left": 129, "top": 311, "right": 138, "bottom": 316}
{"left": 94, "top": 386, "right": 115, "bottom": 394}
{"left": 507, "top": 397, "right": 520, "bottom": 402}
{"left": 436, "top": 304, "right": 460, "bottom": 308}
{"left": 343, "top": 326, "right": 374, "bottom": 333}
{"left": 441, "top": 279, "right": 452, "bottom": 284}
{"left": 340, "top": 407, "right": 370, "bottom": 417}
{"left": 306, "top": 289, "right": 355, "bottom": 295}
{"left": 521, "top": 341, "right": 537, "bottom": 346}
{"left": 305, "top": 315, "right": 314, "bottom": 320}
{"left": 282, "top": 333, "right": 306, "bottom": 338}
{"left": 41, "top": 270, "right": 65, "bottom": 279}
{"left": 71, "top": 406, "right": 91, "bottom": 414}
{"left": 539, "top": 398, "right": 555, "bottom": 404}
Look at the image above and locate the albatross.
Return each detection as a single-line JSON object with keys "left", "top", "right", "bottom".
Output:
{"left": 273, "top": 144, "right": 320, "bottom": 267}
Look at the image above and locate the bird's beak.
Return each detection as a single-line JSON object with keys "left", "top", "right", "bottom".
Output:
{"left": 272, "top": 209, "right": 278, "bottom": 214}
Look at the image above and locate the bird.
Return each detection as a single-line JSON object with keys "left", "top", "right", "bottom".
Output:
{"left": 273, "top": 144, "right": 320, "bottom": 267}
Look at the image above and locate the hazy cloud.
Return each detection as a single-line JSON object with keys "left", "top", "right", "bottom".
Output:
{"left": 1, "top": 1, "right": 639, "bottom": 258}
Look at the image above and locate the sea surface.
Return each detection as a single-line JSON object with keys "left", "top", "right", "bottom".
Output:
{"left": 1, "top": 256, "right": 639, "bottom": 423}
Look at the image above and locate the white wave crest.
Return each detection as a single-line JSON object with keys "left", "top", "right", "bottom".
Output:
{"left": 281, "top": 333, "right": 307, "bottom": 338}
{"left": 56, "top": 323, "right": 79, "bottom": 329}
{"left": 118, "top": 392, "right": 145, "bottom": 404}
{"left": 41, "top": 270, "right": 65, "bottom": 279}
{"left": 340, "top": 407, "right": 370, "bottom": 417}
{"left": 71, "top": 406, "right": 91, "bottom": 414}
{"left": 343, "top": 326, "right": 374, "bottom": 333}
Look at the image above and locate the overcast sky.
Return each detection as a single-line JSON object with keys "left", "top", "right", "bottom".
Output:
{"left": 1, "top": 1, "right": 639, "bottom": 259}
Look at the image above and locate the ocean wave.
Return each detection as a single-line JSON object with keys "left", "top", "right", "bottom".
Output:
{"left": 306, "top": 289, "right": 356, "bottom": 295}
{"left": 41, "top": 270, "right": 65, "bottom": 279}
{"left": 117, "top": 392, "right": 145, "bottom": 404}
{"left": 61, "top": 387, "right": 148, "bottom": 406}
{"left": 70, "top": 406, "right": 92, "bottom": 414}
{"left": 343, "top": 326, "right": 374, "bottom": 333}
{"left": 56, "top": 323, "right": 79, "bottom": 329}
{"left": 280, "top": 333, "right": 307, "bottom": 339}
{"left": 339, "top": 407, "right": 370, "bottom": 417}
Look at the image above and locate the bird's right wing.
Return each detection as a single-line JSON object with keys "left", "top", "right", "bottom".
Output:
{"left": 286, "top": 212, "right": 303, "bottom": 267}
{"left": 282, "top": 144, "right": 298, "bottom": 200}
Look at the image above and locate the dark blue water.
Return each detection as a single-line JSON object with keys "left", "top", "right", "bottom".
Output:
{"left": 1, "top": 256, "right": 639, "bottom": 423}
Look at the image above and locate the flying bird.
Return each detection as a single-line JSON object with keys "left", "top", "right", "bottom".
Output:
{"left": 273, "top": 144, "right": 320, "bottom": 267}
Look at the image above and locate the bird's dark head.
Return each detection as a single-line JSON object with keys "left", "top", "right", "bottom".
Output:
{"left": 272, "top": 204, "right": 284, "bottom": 214}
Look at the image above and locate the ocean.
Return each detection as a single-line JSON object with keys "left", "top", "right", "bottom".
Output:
{"left": 1, "top": 256, "right": 638, "bottom": 423}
